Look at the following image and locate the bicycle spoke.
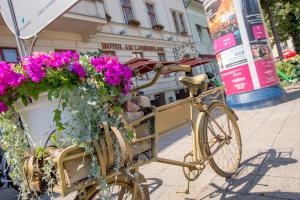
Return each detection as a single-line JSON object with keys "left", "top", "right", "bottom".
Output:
{"left": 207, "top": 112, "right": 229, "bottom": 137}
{"left": 203, "top": 102, "right": 242, "bottom": 176}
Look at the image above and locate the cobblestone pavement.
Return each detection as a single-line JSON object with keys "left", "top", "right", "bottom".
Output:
{"left": 1, "top": 88, "right": 300, "bottom": 200}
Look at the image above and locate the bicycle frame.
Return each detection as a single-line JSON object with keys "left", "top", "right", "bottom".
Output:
{"left": 129, "top": 67, "right": 227, "bottom": 170}
{"left": 154, "top": 86, "right": 227, "bottom": 170}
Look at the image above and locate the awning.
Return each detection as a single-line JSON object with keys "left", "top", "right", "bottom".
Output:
{"left": 124, "top": 57, "right": 214, "bottom": 74}
{"left": 127, "top": 60, "right": 158, "bottom": 74}
{"left": 124, "top": 58, "right": 150, "bottom": 65}
{"left": 179, "top": 57, "right": 212, "bottom": 67}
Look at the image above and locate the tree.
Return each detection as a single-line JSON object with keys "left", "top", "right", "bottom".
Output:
{"left": 261, "top": 0, "right": 300, "bottom": 54}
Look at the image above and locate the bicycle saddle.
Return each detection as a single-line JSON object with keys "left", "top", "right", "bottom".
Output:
{"left": 179, "top": 74, "right": 208, "bottom": 86}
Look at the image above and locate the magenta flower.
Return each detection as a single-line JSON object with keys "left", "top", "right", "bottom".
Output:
{"left": 104, "top": 70, "right": 121, "bottom": 86}
{"left": 0, "top": 84, "right": 7, "bottom": 95}
{"left": 0, "top": 102, "right": 8, "bottom": 113}
{"left": 72, "top": 62, "right": 86, "bottom": 78}
{"left": 23, "top": 61, "right": 46, "bottom": 83}
{"left": 0, "top": 62, "right": 26, "bottom": 94}
{"left": 90, "top": 56, "right": 133, "bottom": 93}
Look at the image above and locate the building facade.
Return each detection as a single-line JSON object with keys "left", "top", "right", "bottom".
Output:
{"left": 0, "top": 0, "right": 214, "bottom": 104}
{"left": 184, "top": 0, "right": 219, "bottom": 78}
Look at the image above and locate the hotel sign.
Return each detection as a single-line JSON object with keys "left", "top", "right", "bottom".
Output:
{"left": 101, "top": 43, "right": 164, "bottom": 52}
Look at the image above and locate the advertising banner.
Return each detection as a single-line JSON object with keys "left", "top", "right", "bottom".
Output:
{"left": 0, "top": 0, "right": 79, "bottom": 39}
{"left": 203, "top": 0, "right": 279, "bottom": 96}
{"left": 241, "top": 0, "right": 280, "bottom": 88}
{"left": 203, "top": 0, "right": 254, "bottom": 95}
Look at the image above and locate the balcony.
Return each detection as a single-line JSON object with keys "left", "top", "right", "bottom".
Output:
{"left": 65, "top": 0, "right": 107, "bottom": 22}
{"left": 46, "top": 0, "right": 107, "bottom": 40}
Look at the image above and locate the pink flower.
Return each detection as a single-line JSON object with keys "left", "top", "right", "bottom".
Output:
{"left": 90, "top": 56, "right": 133, "bottom": 93}
{"left": 0, "top": 62, "right": 25, "bottom": 94}
{"left": 23, "top": 61, "right": 46, "bottom": 83}
{"left": 0, "top": 101, "right": 8, "bottom": 113}
{"left": 104, "top": 70, "right": 121, "bottom": 86}
{"left": 72, "top": 62, "right": 86, "bottom": 78}
{"left": 0, "top": 84, "right": 7, "bottom": 95}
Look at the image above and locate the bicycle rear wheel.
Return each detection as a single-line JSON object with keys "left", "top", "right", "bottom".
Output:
{"left": 200, "top": 101, "right": 242, "bottom": 177}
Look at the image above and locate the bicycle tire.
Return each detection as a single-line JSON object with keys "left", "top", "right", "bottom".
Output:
{"left": 200, "top": 101, "right": 242, "bottom": 177}
{"left": 78, "top": 172, "right": 146, "bottom": 200}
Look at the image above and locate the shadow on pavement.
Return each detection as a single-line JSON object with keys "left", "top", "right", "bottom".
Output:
{"left": 146, "top": 178, "right": 163, "bottom": 195}
{"left": 200, "top": 149, "right": 299, "bottom": 200}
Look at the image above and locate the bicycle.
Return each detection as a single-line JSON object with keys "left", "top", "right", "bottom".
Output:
{"left": 23, "top": 64, "right": 242, "bottom": 200}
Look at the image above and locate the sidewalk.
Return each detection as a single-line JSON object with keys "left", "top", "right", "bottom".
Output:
{"left": 1, "top": 88, "right": 300, "bottom": 199}
{"left": 140, "top": 88, "right": 300, "bottom": 199}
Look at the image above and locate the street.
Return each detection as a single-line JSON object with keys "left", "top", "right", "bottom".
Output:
{"left": 1, "top": 87, "right": 300, "bottom": 199}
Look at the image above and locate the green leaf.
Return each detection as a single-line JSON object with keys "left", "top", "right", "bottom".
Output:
{"left": 53, "top": 109, "right": 65, "bottom": 132}
{"left": 113, "top": 106, "right": 122, "bottom": 114}
{"left": 21, "top": 96, "right": 29, "bottom": 106}
{"left": 50, "top": 134, "right": 59, "bottom": 147}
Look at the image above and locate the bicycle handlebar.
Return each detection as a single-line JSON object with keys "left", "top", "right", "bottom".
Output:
{"left": 130, "top": 64, "right": 192, "bottom": 93}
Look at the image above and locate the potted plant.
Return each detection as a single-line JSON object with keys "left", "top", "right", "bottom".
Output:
{"left": 105, "top": 12, "right": 112, "bottom": 22}
{"left": 153, "top": 24, "right": 164, "bottom": 31}
{"left": 128, "top": 19, "right": 141, "bottom": 27}
{"left": 181, "top": 31, "right": 188, "bottom": 36}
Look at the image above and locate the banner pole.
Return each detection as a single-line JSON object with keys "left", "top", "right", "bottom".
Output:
{"left": 7, "top": 0, "right": 27, "bottom": 57}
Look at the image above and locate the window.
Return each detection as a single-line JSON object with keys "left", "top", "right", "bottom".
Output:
{"left": 120, "top": 0, "right": 134, "bottom": 24}
{"left": 0, "top": 48, "right": 18, "bottom": 63}
{"left": 168, "top": 96, "right": 174, "bottom": 103}
{"left": 172, "top": 11, "right": 180, "bottom": 33}
{"left": 196, "top": 25, "right": 204, "bottom": 43}
{"left": 158, "top": 53, "right": 166, "bottom": 62}
{"left": 158, "top": 52, "right": 170, "bottom": 77}
{"left": 132, "top": 52, "right": 143, "bottom": 58}
{"left": 103, "top": 51, "right": 116, "bottom": 56}
{"left": 146, "top": 3, "right": 157, "bottom": 26}
{"left": 172, "top": 11, "right": 187, "bottom": 34}
{"left": 179, "top": 13, "right": 186, "bottom": 32}
{"left": 206, "top": 27, "right": 213, "bottom": 43}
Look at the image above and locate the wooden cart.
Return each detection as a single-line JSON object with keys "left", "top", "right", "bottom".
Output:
{"left": 23, "top": 64, "right": 242, "bottom": 200}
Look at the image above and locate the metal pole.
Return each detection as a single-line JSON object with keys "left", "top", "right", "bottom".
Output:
{"left": 7, "top": 0, "right": 26, "bottom": 57}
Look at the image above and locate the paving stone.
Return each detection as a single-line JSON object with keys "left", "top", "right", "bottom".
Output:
{"left": 249, "top": 176, "right": 300, "bottom": 200}
{"left": 2, "top": 89, "right": 300, "bottom": 199}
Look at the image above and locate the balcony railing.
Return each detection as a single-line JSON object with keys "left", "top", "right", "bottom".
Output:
{"left": 67, "top": 0, "right": 106, "bottom": 19}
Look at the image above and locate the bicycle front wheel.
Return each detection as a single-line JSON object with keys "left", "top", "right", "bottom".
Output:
{"left": 200, "top": 101, "right": 242, "bottom": 177}
{"left": 80, "top": 172, "right": 146, "bottom": 200}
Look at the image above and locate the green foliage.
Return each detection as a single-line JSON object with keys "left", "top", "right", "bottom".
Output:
{"left": 276, "top": 61, "right": 295, "bottom": 77}
{"left": 261, "top": 0, "right": 300, "bottom": 52}
{"left": 276, "top": 55, "right": 300, "bottom": 86}
{"left": 0, "top": 110, "right": 32, "bottom": 199}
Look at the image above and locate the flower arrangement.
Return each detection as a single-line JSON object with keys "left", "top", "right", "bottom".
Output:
{"left": 0, "top": 51, "right": 132, "bottom": 112}
{"left": 0, "top": 51, "right": 133, "bottom": 199}
{"left": 152, "top": 24, "right": 164, "bottom": 31}
{"left": 128, "top": 19, "right": 141, "bottom": 27}
{"left": 181, "top": 31, "right": 188, "bottom": 36}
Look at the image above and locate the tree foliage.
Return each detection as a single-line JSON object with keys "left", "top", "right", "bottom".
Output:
{"left": 261, "top": 0, "right": 300, "bottom": 53}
